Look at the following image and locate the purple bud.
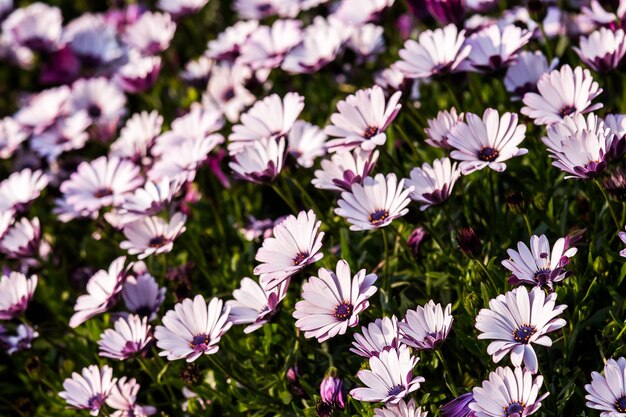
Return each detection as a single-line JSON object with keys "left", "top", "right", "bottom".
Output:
{"left": 441, "top": 392, "right": 477, "bottom": 417}
{"left": 457, "top": 227, "right": 482, "bottom": 258}
{"left": 407, "top": 227, "right": 427, "bottom": 258}
{"left": 320, "top": 376, "right": 345, "bottom": 409}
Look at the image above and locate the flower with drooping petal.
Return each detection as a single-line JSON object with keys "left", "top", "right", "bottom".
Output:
{"left": 106, "top": 377, "right": 156, "bottom": 417}
{"left": 395, "top": 24, "right": 470, "bottom": 79}
{"left": 229, "top": 137, "right": 286, "bottom": 184}
{"left": 375, "top": 398, "right": 429, "bottom": 417}
{"left": 14, "top": 85, "right": 70, "bottom": 134}
{"left": 60, "top": 156, "right": 143, "bottom": 215}
{"left": 325, "top": 86, "right": 402, "bottom": 152}
{"left": 238, "top": 19, "right": 302, "bottom": 70}
{"left": 123, "top": 11, "right": 176, "bottom": 56}
{"left": 0, "top": 168, "right": 48, "bottom": 213}
{"left": 441, "top": 392, "right": 477, "bottom": 417}
{"left": 70, "top": 257, "right": 132, "bottom": 328}
{"left": 207, "top": 20, "right": 259, "bottom": 61}
{"left": 475, "top": 286, "right": 567, "bottom": 373}
{"left": 502, "top": 234, "right": 578, "bottom": 289}
{"left": 98, "top": 315, "right": 152, "bottom": 360}
{"left": 542, "top": 113, "right": 622, "bottom": 179}
{"left": 424, "top": 108, "right": 464, "bottom": 149}
{"left": 122, "top": 268, "right": 166, "bottom": 321}
{"left": 405, "top": 157, "right": 461, "bottom": 211}
{"left": 313, "top": 149, "right": 379, "bottom": 192}
{"left": 470, "top": 366, "right": 547, "bottom": 417}
{"left": 448, "top": 108, "right": 527, "bottom": 175}
{"left": 227, "top": 277, "right": 288, "bottom": 333}
{"left": 505, "top": 51, "right": 557, "bottom": 100}
{"left": 31, "top": 112, "right": 90, "bottom": 161}
{"left": 575, "top": 27, "right": 626, "bottom": 72}
{"left": 336, "top": 173, "right": 412, "bottom": 231}
{"left": 70, "top": 77, "right": 127, "bottom": 139}
{"left": 154, "top": 295, "right": 232, "bottom": 362}
{"left": 287, "top": 120, "right": 327, "bottom": 168}
{"left": 2, "top": 324, "right": 39, "bottom": 355}
{"left": 585, "top": 357, "right": 626, "bottom": 416}
{"left": 350, "top": 347, "right": 424, "bottom": 404}
{"left": 351, "top": 316, "right": 400, "bottom": 358}
{"left": 0, "top": 217, "right": 50, "bottom": 262}
{"left": 0, "top": 117, "right": 27, "bottom": 159}
{"left": 228, "top": 92, "right": 304, "bottom": 152}
{"left": 110, "top": 111, "right": 164, "bottom": 162}
{"left": 158, "top": 0, "right": 208, "bottom": 16}
{"left": 399, "top": 300, "right": 453, "bottom": 350}
{"left": 2, "top": 2, "right": 62, "bottom": 51}
{"left": 521, "top": 65, "right": 603, "bottom": 126}
{"left": 461, "top": 24, "right": 532, "bottom": 72}
{"left": 0, "top": 272, "right": 37, "bottom": 320}
{"left": 114, "top": 53, "right": 161, "bottom": 94}
{"left": 254, "top": 209, "right": 324, "bottom": 289}
{"left": 120, "top": 213, "right": 187, "bottom": 260}
{"left": 293, "top": 260, "right": 377, "bottom": 342}
{"left": 59, "top": 365, "right": 117, "bottom": 416}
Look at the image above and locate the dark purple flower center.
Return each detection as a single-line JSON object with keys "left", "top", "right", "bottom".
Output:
{"left": 504, "top": 401, "right": 525, "bottom": 417}
{"left": 135, "top": 305, "right": 153, "bottom": 317}
{"left": 615, "top": 396, "right": 626, "bottom": 413}
{"left": 559, "top": 105, "right": 577, "bottom": 117}
{"left": 333, "top": 301, "right": 354, "bottom": 321}
{"left": 533, "top": 268, "right": 551, "bottom": 283}
{"left": 189, "top": 333, "right": 210, "bottom": 351}
{"left": 87, "top": 104, "right": 102, "bottom": 118}
{"left": 222, "top": 87, "right": 235, "bottom": 101}
{"left": 93, "top": 187, "right": 113, "bottom": 198}
{"left": 387, "top": 385, "right": 404, "bottom": 397}
{"left": 257, "top": 3, "right": 272, "bottom": 12}
{"left": 478, "top": 146, "right": 499, "bottom": 162}
{"left": 122, "top": 340, "right": 143, "bottom": 356}
{"left": 149, "top": 235, "right": 167, "bottom": 248}
{"left": 363, "top": 126, "right": 379, "bottom": 139}
{"left": 513, "top": 324, "right": 536, "bottom": 344}
{"left": 293, "top": 251, "right": 309, "bottom": 266}
{"left": 87, "top": 393, "right": 106, "bottom": 411}
{"left": 369, "top": 209, "right": 389, "bottom": 225}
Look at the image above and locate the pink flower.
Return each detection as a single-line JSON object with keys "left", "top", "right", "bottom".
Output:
{"left": 122, "top": 267, "right": 166, "bottom": 321}
{"left": 98, "top": 315, "right": 153, "bottom": 360}
{"left": 120, "top": 213, "right": 187, "bottom": 259}
{"left": 106, "top": 377, "right": 156, "bottom": 417}
{"left": 123, "top": 11, "right": 176, "bottom": 55}
{"left": 0, "top": 271, "right": 37, "bottom": 320}
{"left": 0, "top": 168, "right": 48, "bottom": 213}
{"left": 227, "top": 277, "right": 288, "bottom": 333}
{"left": 313, "top": 149, "right": 379, "bottom": 192}
{"left": 2, "top": 3, "right": 62, "bottom": 51}
{"left": 229, "top": 137, "right": 286, "bottom": 184}
{"left": 238, "top": 19, "right": 302, "bottom": 70}
{"left": 207, "top": 20, "right": 258, "bottom": 62}
{"left": 575, "top": 27, "right": 626, "bottom": 72}
{"left": 351, "top": 316, "right": 400, "bottom": 358}
{"left": 405, "top": 157, "right": 462, "bottom": 210}
{"left": 399, "top": 300, "right": 453, "bottom": 350}
{"left": 460, "top": 24, "right": 532, "bottom": 72}
{"left": 59, "top": 365, "right": 117, "bottom": 416}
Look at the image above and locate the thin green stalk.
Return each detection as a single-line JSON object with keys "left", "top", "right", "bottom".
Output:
{"left": 488, "top": 170, "right": 497, "bottom": 244}
{"left": 473, "top": 258, "right": 499, "bottom": 292}
{"left": 435, "top": 349, "right": 458, "bottom": 397}
{"left": 523, "top": 214, "right": 534, "bottom": 238}
{"left": 381, "top": 146, "right": 406, "bottom": 176}
{"left": 381, "top": 228, "right": 391, "bottom": 313}
{"left": 594, "top": 179, "right": 621, "bottom": 229}
{"left": 271, "top": 183, "right": 299, "bottom": 214}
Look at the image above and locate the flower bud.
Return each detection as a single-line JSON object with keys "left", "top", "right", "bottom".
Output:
{"left": 457, "top": 227, "right": 481, "bottom": 257}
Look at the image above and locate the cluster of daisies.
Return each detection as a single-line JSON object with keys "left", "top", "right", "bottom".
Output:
{"left": 2, "top": 0, "right": 626, "bottom": 415}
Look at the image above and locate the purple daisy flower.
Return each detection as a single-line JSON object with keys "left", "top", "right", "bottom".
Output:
{"left": 460, "top": 24, "right": 532, "bottom": 72}
{"left": 154, "top": 295, "right": 232, "bottom": 362}
{"left": 350, "top": 347, "right": 424, "bottom": 404}
{"left": 405, "top": 157, "right": 462, "bottom": 211}
{"left": 585, "top": 357, "right": 626, "bottom": 416}
{"left": 229, "top": 137, "right": 286, "bottom": 184}
{"left": 395, "top": 24, "right": 470, "bottom": 79}
{"left": 502, "top": 234, "right": 578, "bottom": 289}
{"left": 122, "top": 11, "right": 176, "bottom": 56}
{"left": 14, "top": 85, "right": 70, "bottom": 134}
{"left": 0, "top": 217, "right": 50, "bottom": 263}
{"left": 475, "top": 286, "right": 567, "bottom": 373}
{"left": 0, "top": 271, "right": 37, "bottom": 320}
{"left": 325, "top": 85, "right": 402, "bottom": 152}
{"left": 63, "top": 14, "right": 124, "bottom": 67}
{"left": 424, "top": 107, "right": 464, "bottom": 149}
{"left": 399, "top": 300, "right": 453, "bottom": 350}
{"left": 2, "top": 323, "right": 39, "bottom": 355}
{"left": 31, "top": 112, "right": 90, "bottom": 161}
{"left": 521, "top": 65, "right": 603, "bottom": 126}
{"left": 122, "top": 268, "right": 166, "bottom": 321}
{"left": 313, "top": 149, "right": 379, "bottom": 192}
{"left": 98, "top": 315, "right": 153, "bottom": 360}
{"left": 0, "top": 168, "right": 48, "bottom": 214}
{"left": 441, "top": 392, "right": 477, "bottom": 417}
{"left": 448, "top": 108, "right": 527, "bottom": 175}
{"left": 348, "top": 24, "right": 385, "bottom": 62}
{"left": 106, "top": 377, "right": 156, "bottom": 417}
{"left": 207, "top": 20, "right": 258, "bottom": 62}
{"left": 158, "top": 0, "right": 209, "bottom": 16}
{"left": 332, "top": 0, "right": 394, "bottom": 25}
{"left": 202, "top": 63, "right": 255, "bottom": 123}
{"left": 293, "top": 260, "right": 377, "bottom": 342}
{"left": 320, "top": 375, "right": 346, "bottom": 409}
{"left": 375, "top": 398, "right": 428, "bottom": 417}
{"left": 351, "top": 316, "right": 400, "bottom": 358}
{"left": 287, "top": 120, "right": 327, "bottom": 168}
{"left": 70, "top": 77, "right": 127, "bottom": 140}
{"left": 114, "top": 54, "right": 161, "bottom": 94}
{"left": 575, "top": 27, "right": 626, "bottom": 72}
{"left": 59, "top": 364, "right": 117, "bottom": 416}
{"left": 115, "top": 178, "right": 182, "bottom": 226}
{"left": 0, "top": 117, "right": 27, "bottom": 159}
{"left": 110, "top": 111, "right": 163, "bottom": 162}
{"left": 470, "top": 366, "right": 547, "bottom": 417}
{"left": 620, "top": 228, "right": 626, "bottom": 258}
{"left": 238, "top": 19, "right": 302, "bottom": 71}
{"left": 2, "top": 3, "right": 62, "bottom": 52}
{"left": 227, "top": 277, "right": 288, "bottom": 333}
{"left": 120, "top": 213, "right": 187, "bottom": 260}
{"left": 504, "top": 51, "right": 558, "bottom": 100}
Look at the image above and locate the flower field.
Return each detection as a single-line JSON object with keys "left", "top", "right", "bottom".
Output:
{"left": 2, "top": 0, "right": 626, "bottom": 416}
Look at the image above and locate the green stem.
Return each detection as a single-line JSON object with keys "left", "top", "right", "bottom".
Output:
{"left": 381, "top": 227, "right": 391, "bottom": 313}
{"left": 595, "top": 179, "right": 621, "bottom": 229}
{"left": 435, "top": 349, "right": 458, "bottom": 397}
{"left": 488, "top": 170, "right": 497, "bottom": 244}
{"left": 271, "top": 183, "right": 299, "bottom": 214}
{"left": 523, "top": 214, "right": 534, "bottom": 239}
{"left": 473, "top": 258, "right": 499, "bottom": 292}
{"left": 381, "top": 146, "right": 406, "bottom": 177}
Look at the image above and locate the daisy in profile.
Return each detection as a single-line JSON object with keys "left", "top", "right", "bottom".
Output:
{"left": 313, "top": 149, "right": 379, "bottom": 192}
{"left": 0, "top": 117, "right": 27, "bottom": 159}
{"left": 424, "top": 108, "right": 464, "bottom": 149}
{"left": 3, "top": 324, "right": 39, "bottom": 355}
{"left": 351, "top": 316, "right": 400, "bottom": 358}
{"left": 120, "top": 213, "right": 187, "bottom": 259}
{"left": 229, "top": 138, "right": 286, "bottom": 184}
{"left": 98, "top": 315, "right": 153, "bottom": 360}
{"left": 440, "top": 392, "right": 476, "bottom": 417}
{"left": 606, "top": 113, "right": 626, "bottom": 140}
{"left": 106, "top": 377, "right": 156, "bottom": 417}
{"left": 70, "top": 257, "right": 132, "bottom": 328}
{"left": 60, "top": 156, "right": 143, "bottom": 215}
{"left": 399, "top": 300, "right": 453, "bottom": 350}
{"left": 325, "top": 86, "right": 402, "bottom": 152}
{"left": 227, "top": 277, "right": 288, "bottom": 333}
{"left": 335, "top": 173, "right": 412, "bottom": 231}
{"left": 521, "top": 65, "right": 603, "bottom": 126}
{"left": 448, "top": 108, "right": 527, "bottom": 175}
{"left": 374, "top": 399, "right": 428, "bottom": 417}
{"left": 114, "top": 53, "right": 161, "bottom": 94}
{"left": 405, "top": 157, "right": 462, "bottom": 211}
{"left": 0, "top": 217, "right": 50, "bottom": 262}
{"left": 287, "top": 120, "right": 327, "bottom": 168}
{"left": 504, "top": 51, "right": 557, "bottom": 100}
{"left": 0, "top": 272, "right": 37, "bottom": 320}
{"left": 293, "top": 260, "right": 377, "bottom": 342}
{"left": 620, "top": 228, "right": 626, "bottom": 258}
{"left": 585, "top": 357, "right": 626, "bottom": 416}
{"left": 154, "top": 295, "right": 232, "bottom": 362}
{"left": 502, "top": 234, "right": 578, "bottom": 290}
{"left": 158, "top": 0, "right": 209, "bottom": 15}
{"left": 475, "top": 286, "right": 567, "bottom": 373}
{"left": 542, "top": 113, "right": 621, "bottom": 179}
{"left": 0, "top": 168, "right": 49, "bottom": 213}
{"left": 2, "top": 3, "right": 62, "bottom": 52}
{"left": 14, "top": 86, "right": 70, "bottom": 134}
{"left": 348, "top": 24, "right": 385, "bottom": 62}
{"left": 395, "top": 24, "right": 470, "bottom": 79}
{"left": 461, "top": 24, "right": 532, "bottom": 72}
{"left": 59, "top": 364, "right": 117, "bottom": 416}
{"left": 122, "top": 267, "right": 166, "bottom": 321}
{"left": 207, "top": 20, "right": 259, "bottom": 62}
{"left": 238, "top": 19, "right": 302, "bottom": 70}
{"left": 122, "top": 11, "right": 176, "bottom": 56}
{"left": 228, "top": 92, "right": 304, "bottom": 152}
{"left": 115, "top": 178, "right": 182, "bottom": 225}
{"left": 575, "top": 27, "right": 626, "bottom": 72}
{"left": 254, "top": 209, "right": 324, "bottom": 290}
{"left": 470, "top": 366, "right": 547, "bottom": 417}
{"left": 350, "top": 347, "right": 424, "bottom": 404}
{"left": 181, "top": 54, "right": 213, "bottom": 87}
{"left": 110, "top": 111, "right": 164, "bottom": 162}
